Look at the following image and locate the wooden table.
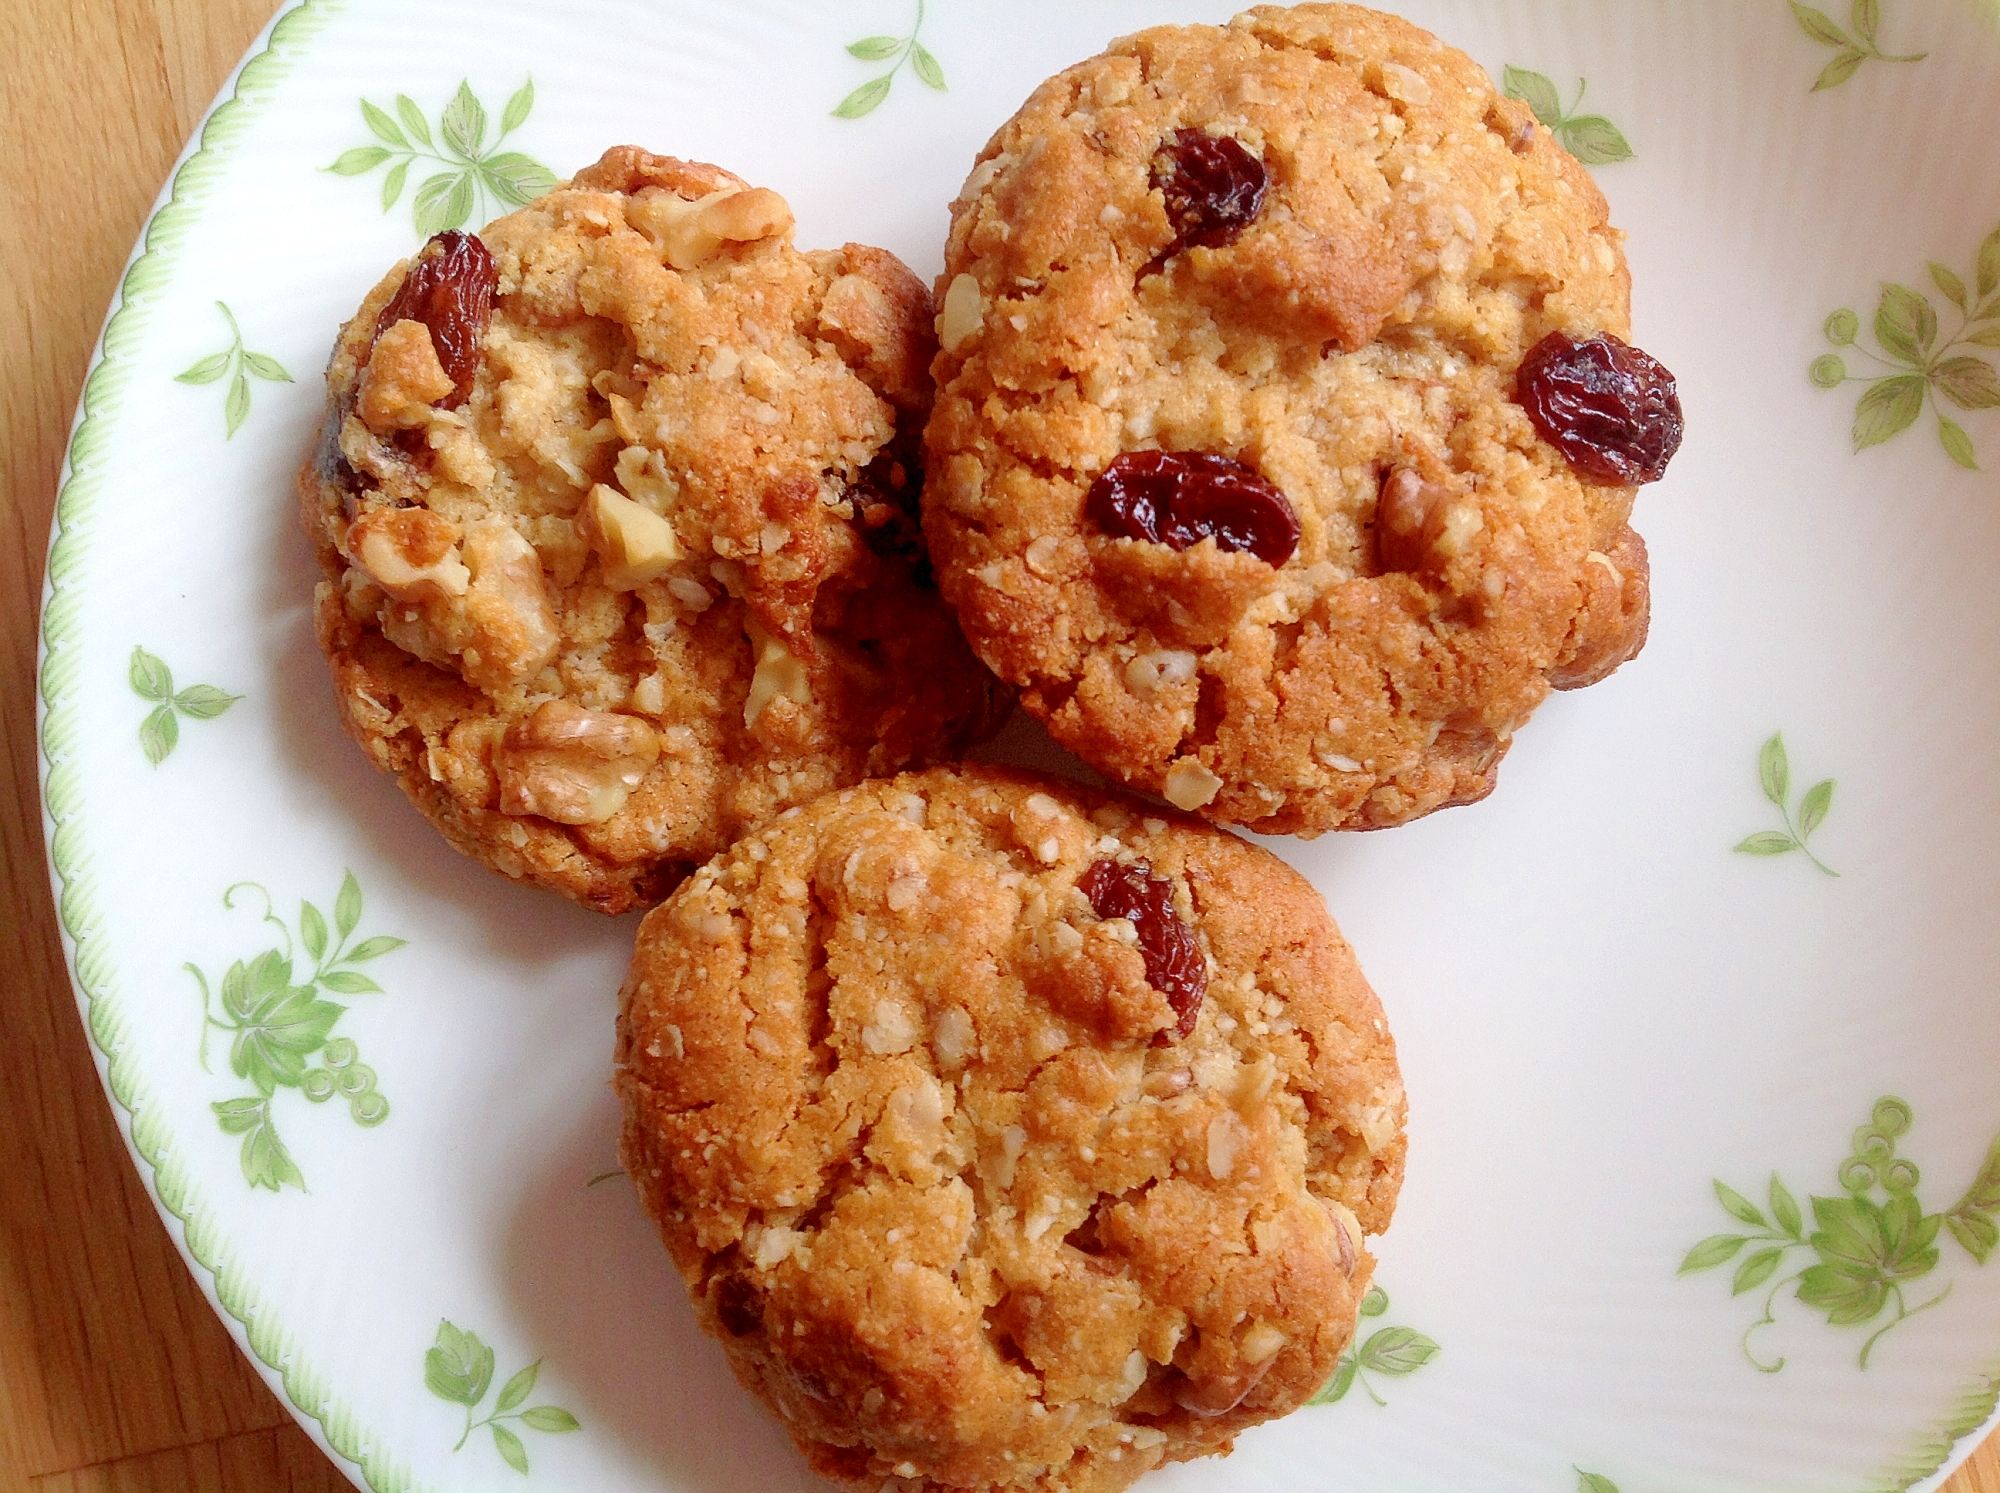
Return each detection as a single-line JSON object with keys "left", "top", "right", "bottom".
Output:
{"left": 0, "top": 3, "right": 1994, "bottom": 1491}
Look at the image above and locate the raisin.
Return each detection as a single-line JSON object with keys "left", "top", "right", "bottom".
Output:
{"left": 1076, "top": 859, "right": 1206, "bottom": 1042}
{"left": 372, "top": 229, "right": 497, "bottom": 409}
{"left": 850, "top": 433, "right": 929, "bottom": 580}
{"left": 713, "top": 1274, "right": 762, "bottom": 1337}
{"left": 1086, "top": 450, "right": 1299, "bottom": 566}
{"left": 1515, "top": 331, "right": 1683, "bottom": 485}
{"left": 1151, "top": 130, "right": 1267, "bottom": 258}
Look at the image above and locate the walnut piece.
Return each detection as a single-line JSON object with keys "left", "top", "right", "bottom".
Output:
{"left": 347, "top": 507, "right": 468, "bottom": 600}
{"left": 627, "top": 185, "right": 794, "bottom": 271}
{"left": 938, "top": 272, "right": 984, "bottom": 354}
{"left": 614, "top": 444, "right": 679, "bottom": 511}
{"left": 1162, "top": 759, "right": 1224, "bottom": 811}
{"left": 357, "top": 512, "right": 560, "bottom": 689}
{"left": 1124, "top": 649, "right": 1198, "bottom": 694}
{"left": 578, "top": 483, "right": 681, "bottom": 588}
{"left": 493, "top": 700, "right": 663, "bottom": 824}
{"left": 743, "top": 620, "right": 812, "bottom": 728}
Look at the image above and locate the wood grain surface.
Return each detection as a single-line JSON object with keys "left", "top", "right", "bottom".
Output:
{"left": 0, "top": 3, "right": 1994, "bottom": 1492}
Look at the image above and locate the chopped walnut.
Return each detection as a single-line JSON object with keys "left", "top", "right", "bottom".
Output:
{"left": 743, "top": 620, "right": 812, "bottom": 728}
{"left": 578, "top": 483, "right": 681, "bottom": 589}
{"left": 1162, "top": 759, "right": 1223, "bottom": 811}
{"left": 347, "top": 507, "right": 468, "bottom": 600}
{"left": 1124, "top": 649, "right": 1198, "bottom": 694}
{"left": 493, "top": 700, "right": 662, "bottom": 824}
{"left": 1374, "top": 467, "right": 1447, "bottom": 574}
{"left": 614, "top": 444, "right": 678, "bottom": 512}
{"left": 354, "top": 513, "right": 559, "bottom": 689}
{"left": 627, "top": 185, "right": 794, "bottom": 271}
{"left": 1237, "top": 1321, "right": 1288, "bottom": 1365}
{"left": 1377, "top": 60, "right": 1433, "bottom": 106}
{"left": 356, "top": 319, "right": 455, "bottom": 433}
{"left": 938, "top": 272, "right": 984, "bottom": 354}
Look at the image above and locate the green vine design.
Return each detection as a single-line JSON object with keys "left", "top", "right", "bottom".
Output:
{"left": 425, "top": 1322, "right": 581, "bottom": 1474}
{"left": 835, "top": 0, "right": 946, "bottom": 119}
{"left": 43, "top": 4, "right": 440, "bottom": 1484}
{"left": 128, "top": 646, "right": 239, "bottom": 765}
{"left": 1812, "top": 221, "right": 2000, "bottom": 470}
{"left": 1788, "top": 0, "right": 1926, "bottom": 90}
{"left": 1576, "top": 1474, "right": 1622, "bottom": 1493}
{"left": 1501, "top": 67, "right": 1635, "bottom": 165}
{"left": 1308, "top": 1283, "right": 1439, "bottom": 1406}
{"left": 173, "top": 301, "right": 291, "bottom": 437}
{"left": 1734, "top": 732, "right": 1838, "bottom": 875}
{"left": 184, "top": 872, "right": 404, "bottom": 1191}
{"left": 1680, "top": 1096, "right": 2000, "bottom": 1372}
{"left": 329, "top": 78, "right": 556, "bottom": 237}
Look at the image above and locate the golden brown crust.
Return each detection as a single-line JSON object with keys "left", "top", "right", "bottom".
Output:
{"left": 568, "top": 144, "right": 749, "bottom": 200}
{"left": 616, "top": 765, "right": 1405, "bottom": 1493}
{"left": 301, "top": 147, "right": 1009, "bottom": 913}
{"left": 923, "top": 4, "right": 1652, "bottom": 838}
{"left": 1548, "top": 523, "right": 1650, "bottom": 691}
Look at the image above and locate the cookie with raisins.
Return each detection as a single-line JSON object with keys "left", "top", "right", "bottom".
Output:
{"left": 616, "top": 764, "right": 1404, "bottom": 1493}
{"left": 301, "top": 147, "right": 1007, "bottom": 913}
{"left": 923, "top": 4, "right": 1679, "bottom": 836}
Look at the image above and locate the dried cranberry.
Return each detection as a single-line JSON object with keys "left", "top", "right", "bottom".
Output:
{"left": 1152, "top": 130, "right": 1267, "bottom": 257}
{"left": 1086, "top": 450, "right": 1299, "bottom": 565}
{"left": 373, "top": 229, "right": 497, "bottom": 409}
{"left": 1077, "top": 859, "right": 1205, "bottom": 1041}
{"left": 1515, "top": 331, "right": 1683, "bottom": 485}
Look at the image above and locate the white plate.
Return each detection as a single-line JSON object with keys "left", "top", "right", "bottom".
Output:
{"left": 38, "top": 1, "right": 2000, "bottom": 1489}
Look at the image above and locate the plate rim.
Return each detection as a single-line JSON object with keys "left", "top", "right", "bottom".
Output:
{"left": 31, "top": 2, "right": 2000, "bottom": 1490}
{"left": 35, "top": 2, "right": 414, "bottom": 1488}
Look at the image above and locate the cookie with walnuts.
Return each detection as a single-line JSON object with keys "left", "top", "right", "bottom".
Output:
{"left": 302, "top": 146, "right": 1007, "bottom": 913}
{"left": 616, "top": 764, "right": 1404, "bottom": 1493}
{"left": 923, "top": 3, "right": 1680, "bottom": 835}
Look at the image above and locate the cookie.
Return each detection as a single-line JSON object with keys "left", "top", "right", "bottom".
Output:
{"left": 302, "top": 147, "right": 1008, "bottom": 913}
{"left": 923, "top": 3, "right": 1678, "bottom": 836}
{"left": 616, "top": 764, "right": 1405, "bottom": 1493}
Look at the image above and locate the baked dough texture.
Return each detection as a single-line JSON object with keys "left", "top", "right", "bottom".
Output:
{"left": 923, "top": 3, "right": 1651, "bottom": 836}
{"left": 302, "top": 147, "right": 1007, "bottom": 913}
{"left": 617, "top": 764, "right": 1404, "bottom": 1493}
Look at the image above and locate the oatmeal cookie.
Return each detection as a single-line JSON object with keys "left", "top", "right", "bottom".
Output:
{"left": 302, "top": 147, "right": 1008, "bottom": 912}
{"left": 617, "top": 764, "right": 1404, "bottom": 1493}
{"left": 923, "top": 4, "right": 1677, "bottom": 835}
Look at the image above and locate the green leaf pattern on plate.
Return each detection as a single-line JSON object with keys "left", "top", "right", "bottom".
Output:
{"left": 1734, "top": 732, "right": 1838, "bottom": 875}
{"left": 427, "top": 1321, "right": 581, "bottom": 1474}
{"left": 1680, "top": 1096, "right": 1999, "bottom": 1371}
{"left": 1501, "top": 67, "right": 1635, "bottom": 165}
{"left": 331, "top": 78, "right": 556, "bottom": 236}
{"left": 184, "top": 873, "right": 405, "bottom": 1191}
{"left": 1308, "top": 1284, "right": 1440, "bottom": 1407}
{"left": 835, "top": 0, "right": 946, "bottom": 119}
{"left": 173, "top": 301, "right": 291, "bottom": 438}
{"left": 129, "top": 646, "right": 241, "bottom": 765}
{"left": 1813, "top": 222, "right": 2000, "bottom": 468}
{"left": 1787, "top": 0, "right": 1926, "bottom": 90}
{"left": 1576, "top": 1474, "right": 1622, "bottom": 1493}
